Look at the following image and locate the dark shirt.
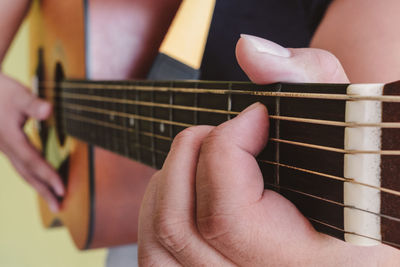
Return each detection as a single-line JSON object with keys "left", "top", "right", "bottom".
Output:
{"left": 201, "top": 0, "right": 333, "bottom": 81}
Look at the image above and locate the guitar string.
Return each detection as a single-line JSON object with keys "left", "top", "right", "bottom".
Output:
{"left": 264, "top": 182, "right": 400, "bottom": 223}
{"left": 64, "top": 111, "right": 400, "bottom": 225}
{"left": 59, "top": 91, "right": 400, "bottom": 128}
{"left": 58, "top": 101, "right": 400, "bottom": 156}
{"left": 64, "top": 107, "right": 400, "bottom": 247}
{"left": 45, "top": 80, "right": 400, "bottom": 102}
{"left": 306, "top": 217, "right": 400, "bottom": 248}
{"left": 61, "top": 108, "right": 400, "bottom": 200}
{"left": 261, "top": 160, "right": 400, "bottom": 198}
{"left": 64, "top": 112, "right": 400, "bottom": 232}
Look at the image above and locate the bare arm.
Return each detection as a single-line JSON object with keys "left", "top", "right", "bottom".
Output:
{"left": 0, "top": 0, "right": 31, "bottom": 65}
{"left": 311, "top": 0, "right": 400, "bottom": 83}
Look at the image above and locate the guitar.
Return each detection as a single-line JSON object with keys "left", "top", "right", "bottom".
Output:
{"left": 29, "top": 0, "right": 400, "bottom": 250}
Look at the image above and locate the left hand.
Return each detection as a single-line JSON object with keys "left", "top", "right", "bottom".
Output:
{"left": 137, "top": 35, "right": 396, "bottom": 266}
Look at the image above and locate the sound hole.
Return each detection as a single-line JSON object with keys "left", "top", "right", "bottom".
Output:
{"left": 54, "top": 62, "right": 66, "bottom": 146}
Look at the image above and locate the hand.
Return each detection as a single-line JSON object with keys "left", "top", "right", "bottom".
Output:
{"left": 138, "top": 35, "right": 400, "bottom": 266}
{"left": 0, "top": 73, "right": 64, "bottom": 212}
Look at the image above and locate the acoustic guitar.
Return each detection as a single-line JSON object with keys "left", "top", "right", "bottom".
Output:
{"left": 29, "top": 0, "right": 400, "bottom": 250}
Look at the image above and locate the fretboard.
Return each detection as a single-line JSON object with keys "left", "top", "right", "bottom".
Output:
{"left": 55, "top": 79, "right": 400, "bottom": 249}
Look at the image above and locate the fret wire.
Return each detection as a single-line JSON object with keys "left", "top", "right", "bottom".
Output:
{"left": 135, "top": 86, "right": 142, "bottom": 162}
{"left": 169, "top": 82, "right": 174, "bottom": 139}
{"left": 227, "top": 82, "right": 232, "bottom": 121}
{"left": 56, "top": 80, "right": 400, "bottom": 102}
{"left": 101, "top": 83, "right": 110, "bottom": 151}
{"left": 275, "top": 86, "right": 281, "bottom": 190}
{"left": 265, "top": 182, "right": 400, "bottom": 223}
{"left": 150, "top": 83, "right": 156, "bottom": 168}
{"left": 59, "top": 91, "right": 400, "bottom": 128}
{"left": 193, "top": 82, "right": 199, "bottom": 125}
{"left": 111, "top": 83, "right": 119, "bottom": 153}
{"left": 121, "top": 83, "right": 129, "bottom": 157}
{"left": 61, "top": 102, "right": 400, "bottom": 155}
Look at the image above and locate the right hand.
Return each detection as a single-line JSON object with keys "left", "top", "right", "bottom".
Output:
{"left": 0, "top": 72, "right": 64, "bottom": 212}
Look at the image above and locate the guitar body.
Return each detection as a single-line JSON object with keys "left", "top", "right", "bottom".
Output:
{"left": 28, "top": 0, "right": 177, "bottom": 249}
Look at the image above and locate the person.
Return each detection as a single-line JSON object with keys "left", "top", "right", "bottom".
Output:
{"left": 1, "top": 0, "right": 400, "bottom": 266}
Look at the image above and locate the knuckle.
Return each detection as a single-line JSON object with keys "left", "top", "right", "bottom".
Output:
{"left": 153, "top": 212, "right": 191, "bottom": 253}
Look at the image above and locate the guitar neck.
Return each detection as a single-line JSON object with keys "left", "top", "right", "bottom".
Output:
{"left": 54, "top": 78, "right": 400, "bottom": 248}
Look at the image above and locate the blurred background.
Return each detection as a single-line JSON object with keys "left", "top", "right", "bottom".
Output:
{"left": 0, "top": 19, "right": 106, "bottom": 267}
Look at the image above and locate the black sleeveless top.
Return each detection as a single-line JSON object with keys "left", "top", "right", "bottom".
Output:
{"left": 201, "top": 0, "right": 333, "bottom": 81}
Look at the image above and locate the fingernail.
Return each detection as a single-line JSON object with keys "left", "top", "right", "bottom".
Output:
{"left": 240, "top": 34, "right": 291, "bottom": 57}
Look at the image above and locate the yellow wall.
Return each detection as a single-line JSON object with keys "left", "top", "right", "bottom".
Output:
{"left": 0, "top": 21, "right": 106, "bottom": 267}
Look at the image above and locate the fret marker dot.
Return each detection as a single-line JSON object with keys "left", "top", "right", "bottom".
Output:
{"left": 129, "top": 118, "right": 135, "bottom": 127}
{"left": 160, "top": 123, "right": 165, "bottom": 133}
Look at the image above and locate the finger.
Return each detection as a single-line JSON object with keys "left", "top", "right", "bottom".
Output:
{"left": 195, "top": 103, "right": 269, "bottom": 256}
{"left": 10, "top": 129, "right": 64, "bottom": 197}
{"left": 197, "top": 103, "right": 269, "bottom": 218}
{"left": 6, "top": 77, "right": 52, "bottom": 120}
{"left": 138, "top": 174, "right": 181, "bottom": 267}
{"left": 153, "top": 126, "right": 234, "bottom": 266}
{"left": 196, "top": 104, "right": 318, "bottom": 266}
{"left": 236, "top": 34, "right": 349, "bottom": 83}
{"left": 9, "top": 155, "right": 60, "bottom": 213}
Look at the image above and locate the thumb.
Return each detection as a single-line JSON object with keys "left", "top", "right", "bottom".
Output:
{"left": 236, "top": 34, "right": 349, "bottom": 83}
{"left": 196, "top": 102, "right": 269, "bottom": 220}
